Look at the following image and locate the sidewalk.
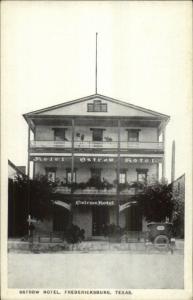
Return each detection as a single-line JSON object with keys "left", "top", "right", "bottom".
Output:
{"left": 8, "top": 238, "right": 184, "bottom": 253}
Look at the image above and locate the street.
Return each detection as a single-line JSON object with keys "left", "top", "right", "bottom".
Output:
{"left": 8, "top": 252, "right": 184, "bottom": 289}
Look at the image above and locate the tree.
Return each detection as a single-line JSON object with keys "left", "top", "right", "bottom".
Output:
{"left": 8, "top": 174, "right": 54, "bottom": 237}
{"left": 133, "top": 181, "right": 174, "bottom": 222}
{"left": 28, "top": 174, "right": 54, "bottom": 220}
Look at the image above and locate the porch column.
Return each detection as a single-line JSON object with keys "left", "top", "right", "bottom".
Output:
{"left": 162, "top": 127, "right": 166, "bottom": 181}
{"left": 70, "top": 118, "right": 75, "bottom": 225}
{"left": 156, "top": 163, "right": 159, "bottom": 182}
{"left": 27, "top": 124, "right": 30, "bottom": 177}
{"left": 33, "top": 162, "right": 35, "bottom": 179}
{"left": 116, "top": 119, "right": 121, "bottom": 227}
{"left": 27, "top": 124, "right": 31, "bottom": 237}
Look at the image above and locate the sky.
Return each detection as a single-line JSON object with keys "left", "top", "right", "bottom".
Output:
{"left": 1, "top": 1, "right": 192, "bottom": 182}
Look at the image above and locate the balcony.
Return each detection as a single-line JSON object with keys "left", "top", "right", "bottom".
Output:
{"left": 53, "top": 184, "right": 142, "bottom": 196}
{"left": 30, "top": 140, "right": 163, "bottom": 151}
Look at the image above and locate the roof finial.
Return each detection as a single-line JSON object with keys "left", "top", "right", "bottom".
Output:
{"left": 95, "top": 32, "right": 98, "bottom": 94}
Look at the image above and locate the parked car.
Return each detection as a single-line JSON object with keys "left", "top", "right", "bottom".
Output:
{"left": 145, "top": 222, "right": 176, "bottom": 253}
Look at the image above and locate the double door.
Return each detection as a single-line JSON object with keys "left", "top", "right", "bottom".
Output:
{"left": 92, "top": 207, "right": 109, "bottom": 236}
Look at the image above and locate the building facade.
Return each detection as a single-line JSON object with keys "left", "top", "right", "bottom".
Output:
{"left": 23, "top": 94, "right": 170, "bottom": 238}
{"left": 171, "top": 174, "right": 185, "bottom": 238}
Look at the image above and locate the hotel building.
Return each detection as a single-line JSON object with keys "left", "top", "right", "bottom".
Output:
{"left": 23, "top": 94, "right": 169, "bottom": 238}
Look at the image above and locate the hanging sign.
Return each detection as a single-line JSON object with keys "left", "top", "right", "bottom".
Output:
{"left": 75, "top": 200, "right": 114, "bottom": 206}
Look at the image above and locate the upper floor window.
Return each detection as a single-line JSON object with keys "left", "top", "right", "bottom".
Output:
{"left": 90, "top": 128, "right": 105, "bottom": 142}
{"left": 91, "top": 168, "right": 101, "bottom": 180}
{"left": 119, "top": 170, "right": 127, "bottom": 184}
{"left": 136, "top": 168, "right": 148, "bottom": 184}
{"left": 52, "top": 128, "right": 67, "bottom": 141}
{"left": 66, "top": 169, "right": 77, "bottom": 183}
{"left": 87, "top": 100, "right": 107, "bottom": 112}
{"left": 46, "top": 167, "right": 57, "bottom": 182}
{"left": 127, "top": 129, "right": 140, "bottom": 142}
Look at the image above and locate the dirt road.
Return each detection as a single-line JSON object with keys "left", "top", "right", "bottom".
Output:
{"left": 8, "top": 252, "right": 184, "bottom": 289}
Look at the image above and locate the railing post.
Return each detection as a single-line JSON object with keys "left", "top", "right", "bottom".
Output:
{"left": 69, "top": 118, "right": 75, "bottom": 226}
{"left": 116, "top": 119, "right": 121, "bottom": 228}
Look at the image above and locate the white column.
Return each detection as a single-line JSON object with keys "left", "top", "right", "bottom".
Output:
{"left": 162, "top": 128, "right": 166, "bottom": 181}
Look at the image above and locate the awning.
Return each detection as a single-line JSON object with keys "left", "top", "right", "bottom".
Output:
{"left": 119, "top": 201, "right": 137, "bottom": 212}
{"left": 54, "top": 200, "right": 71, "bottom": 211}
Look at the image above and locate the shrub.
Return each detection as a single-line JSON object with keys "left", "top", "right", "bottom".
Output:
{"left": 65, "top": 224, "right": 85, "bottom": 244}
{"left": 103, "top": 224, "right": 124, "bottom": 237}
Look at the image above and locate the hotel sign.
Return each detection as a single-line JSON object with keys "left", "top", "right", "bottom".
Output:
{"left": 30, "top": 156, "right": 162, "bottom": 164}
{"left": 124, "top": 157, "right": 162, "bottom": 164}
{"left": 75, "top": 200, "right": 114, "bottom": 206}
{"left": 31, "top": 156, "right": 68, "bottom": 162}
{"left": 79, "top": 157, "right": 115, "bottom": 163}
{"left": 79, "top": 157, "right": 162, "bottom": 164}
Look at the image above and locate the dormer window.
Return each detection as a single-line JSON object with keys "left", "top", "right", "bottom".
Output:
{"left": 87, "top": 100, "right": 107, "bottom": 112}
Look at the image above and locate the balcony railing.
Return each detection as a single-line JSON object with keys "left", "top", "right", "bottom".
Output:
{"left": 30, "top": 140, "right": 163, "bottom": 151}
{"left": 53, "top": 186, "right": 140, "bottom": 195}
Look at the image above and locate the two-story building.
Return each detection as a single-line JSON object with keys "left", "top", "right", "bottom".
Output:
{"left": 23, "top": 94, "right": 170, "bottom": 239}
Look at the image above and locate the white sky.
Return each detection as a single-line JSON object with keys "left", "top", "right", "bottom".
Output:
{"left": 1, "top": 1, "right": 192, "bottom": 182}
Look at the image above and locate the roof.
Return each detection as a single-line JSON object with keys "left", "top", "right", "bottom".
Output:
{"left": 8, "top": 159, "right": 27, "bottom": 177}
{"left": 23, "top": 93, "right": 170, "bottom": 120}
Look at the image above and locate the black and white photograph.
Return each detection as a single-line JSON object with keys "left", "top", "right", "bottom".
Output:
{"left": 1, "top": 1, "right": 192, "bottom": 300}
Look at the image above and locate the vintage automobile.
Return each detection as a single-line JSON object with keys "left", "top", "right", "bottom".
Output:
{"left": 145, "top": 222, "right": 176, "bottom": 253}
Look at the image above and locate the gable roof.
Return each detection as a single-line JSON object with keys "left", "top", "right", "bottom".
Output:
{"left": 23, "top": 93, "right": 170, "bottom": 120}
{"left": 8, "top": 159, "right": 27, "bottom": 177}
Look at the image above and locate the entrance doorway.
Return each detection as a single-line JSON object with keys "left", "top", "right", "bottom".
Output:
{"left": 92, "top": 207, "right": 109, "bottom": 236}
{"left": 126, "top": 206, "right": 142, "bottom": 231}
{"left": 53, "top": 206, "right": 70, "bottom": 231}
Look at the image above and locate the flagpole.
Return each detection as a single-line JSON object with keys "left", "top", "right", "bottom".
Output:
{"left": 95, "top": 32, "right": 98, "bottom": 94}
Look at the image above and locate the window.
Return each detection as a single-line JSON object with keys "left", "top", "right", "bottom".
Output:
{"left": 127, "top": 129, "right": 140, "bottom": 142}
{"left": 119, "top": 170, "right": 127, "bottom": 184}
{"left": 87, "top": 100, "right": 107, "bottom": 112}
{"left": 91, "top": 168, "right": 101, "bottom": 180}
{"left": 136, "top": 168, "right": 148, "bottom": 183}
{"left": 52, "top": 128, "right": 66, "bottom": 141}
{"left": 91, "top": 128, "right": 104, "bottom": 141}
{"left": 46, "top": 167, "right": 57, "bottom": 182}
{"left": 66, "top": 169, "right": 77, "bottom": 183}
